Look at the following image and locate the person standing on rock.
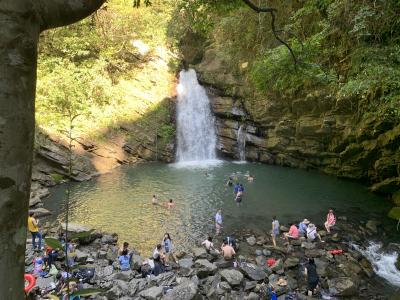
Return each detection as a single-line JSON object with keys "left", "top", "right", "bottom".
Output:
{"left": 304, "top": 258, "right": 320, "bottom": 296}
{"left": 324, "top": 208, "right": 336, "bottom": 233}
{"left": 271, "top": 216, "right": 280, "bottom": 247}
{"left": 215, "top": 209, "right": 222, "bottom": 235}
{"left": 28, "top": 211, "right": 42, "bottom": 251}
{"left": 162, "top": 233, "right": 177, "bottom": 264}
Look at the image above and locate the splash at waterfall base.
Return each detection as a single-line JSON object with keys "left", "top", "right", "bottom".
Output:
{"left": 29, "top": 213, "right": 399, "bottom": 299}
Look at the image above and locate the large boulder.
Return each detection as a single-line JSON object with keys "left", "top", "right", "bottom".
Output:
{"left": 75, "top": 249, "right": 88, "bottom": 263}
{"left": 192, "top": 247, "right": 207, "bottom": 259}
{"left": 128, "top": 278, "right": 148, "bottom": 296}
{"left": 163, "top": 280, "right": 199, "bottom": 300}
{"left": 283, "top": 257, "right": 299, "bottom": 269}
{"left": 195, "top": 259, "right": 217, "bottom": 278}
{"left": 328, "top": 277, "right": 359, "bottom": 296}
{"left": 239, "top": 262, "right": 266, "bottom": 281}
{"left": 139, "top": 286, "right": 164, "bottom": 300}
{"left": 246, "top": 236, "right": 257, "bottom": 246}
{"left": 131, "top": 254, "right": 143, "bottom": 271}
{"left": 220, "top": 269, "right": 244, "bottom": 286}
{"left": 30, "top": 207, "right": 51, "bottom": 217}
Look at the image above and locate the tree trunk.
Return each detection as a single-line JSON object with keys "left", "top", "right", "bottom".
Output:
{"left": 0, "top": 0, "right": 104, "bottom": 298}
{"left": 0, "top": 2, "right": 40, "bottom": 298}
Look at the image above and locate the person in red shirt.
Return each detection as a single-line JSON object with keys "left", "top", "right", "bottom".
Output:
{"left": 284, "top": 223, "right": 299, "bottom": 245}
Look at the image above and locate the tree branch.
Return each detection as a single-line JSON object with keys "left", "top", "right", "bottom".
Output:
{"left": 35, "top": 0, "right": 106, "bottom": 32}
{"left": 241, "top": 0, "right": 276, "bottom": 13}
{"left": 241, "top": 0, "right": 297, "bottom": 66}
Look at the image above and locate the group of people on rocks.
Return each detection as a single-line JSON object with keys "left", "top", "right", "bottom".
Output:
{"left": 117, "top": 233, "right": 178, "bottom": 278}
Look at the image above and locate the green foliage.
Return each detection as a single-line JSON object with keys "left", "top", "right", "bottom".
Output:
{"left": 72, "top": 288, "right": 104, "bottom": 297}
{"left": 68, "top": 229, "right": 95, "bottom": 241}
{"left": 50, "top": 173, "right": 64, "bottom": 184}
{"left": 44, "top": 238, "right": 63, "bottom": 250}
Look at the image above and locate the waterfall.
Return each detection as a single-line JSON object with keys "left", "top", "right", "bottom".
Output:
{"left": 237, "top": 125, "right": 246, "bottom": 161}
{"left": 176, "top": 69, "right": 217, "bottom": 162}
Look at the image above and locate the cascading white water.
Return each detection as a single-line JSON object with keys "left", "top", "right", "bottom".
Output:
{"left": 176, "top": 69, "right": 217, "bottom": 162}
{"left": 237, "top": 125, "right": 246, "bottom": 161}
{"left": 352, "top": 242, "right": 400, "bottom": 286}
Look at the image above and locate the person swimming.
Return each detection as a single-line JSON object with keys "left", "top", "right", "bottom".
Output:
{"left": 166, "top": 199, "right": 175, "bottom": 209}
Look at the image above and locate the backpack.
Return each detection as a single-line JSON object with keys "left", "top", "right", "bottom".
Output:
{"left": 74, "top": 268, "right": 95, "bottom": 283}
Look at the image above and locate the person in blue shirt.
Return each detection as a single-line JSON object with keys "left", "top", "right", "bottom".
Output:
{"left": 234, "top": 183, "right": 240, "bottom": 195}
{"left": 118, "top": 249, "right": 131, "bottom": 271}
{"left": 298, "top": 219, "right": 310, "bottom": 236}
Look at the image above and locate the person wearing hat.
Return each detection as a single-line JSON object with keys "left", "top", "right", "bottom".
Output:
{"left": 306, "top": 223, "right": 323, "bottom": 242}
{"left": 298, "top": 219, "right": 310, "bottom": 236}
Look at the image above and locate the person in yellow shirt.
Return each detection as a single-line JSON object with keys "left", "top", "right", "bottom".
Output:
{"left": 28, "top": 212, "right": 42, "bottom": 250}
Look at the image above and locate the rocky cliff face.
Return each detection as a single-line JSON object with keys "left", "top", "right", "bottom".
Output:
{"left": 194, "top": 48, "right": 400, "bottom": 196}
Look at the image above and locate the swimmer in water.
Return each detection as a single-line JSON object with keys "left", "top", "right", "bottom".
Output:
{"left": 152, "top": 194, "right": 158, "bottom": 205}
{"left": 166, "top": 199, "right": 175, "bottom": 209}
{"left": 247, "top": 174, "right": 254, "bottom": 182}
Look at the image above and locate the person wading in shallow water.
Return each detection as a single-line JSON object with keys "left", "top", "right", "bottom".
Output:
{"left": 152, "top": 194, "right": 158, "bottom": 205}
{"left": 166, "top": 199, "right": 175, "bottom": 209}
{"left": 215, "top": 209, "right": 222, "bottom": 235}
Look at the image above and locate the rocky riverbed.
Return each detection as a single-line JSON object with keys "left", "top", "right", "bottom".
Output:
{"left": 25, "top": 215, "right": 400, "bottom": 299}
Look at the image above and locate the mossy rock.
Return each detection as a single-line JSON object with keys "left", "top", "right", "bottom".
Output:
{"left": 393, "top": 190, "right": 400, "bottom": 206}
{"left": 387, "top": 207, "right": 400, "bottom": 220}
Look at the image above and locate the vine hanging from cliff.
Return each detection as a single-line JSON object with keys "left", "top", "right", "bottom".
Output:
{"left": 241, "top": 0, "right": 297, "bottom": 66}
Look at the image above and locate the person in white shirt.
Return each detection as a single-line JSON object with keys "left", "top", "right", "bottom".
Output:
{"left": 202, "top": 236, "right": 215, "bottom": 253}
{"left": 306, "top": 223, "right": 323, "bottom": 242}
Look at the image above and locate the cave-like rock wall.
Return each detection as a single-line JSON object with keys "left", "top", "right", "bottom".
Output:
{"left": 194, "top": 48, "right": 400, "bottom": 196}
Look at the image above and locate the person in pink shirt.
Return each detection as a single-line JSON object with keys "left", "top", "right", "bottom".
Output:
{"left": 284, "top": 223, "right": 299, "bottom": 244}
{"left": 324, "top": 208, "right": 336, "bottom": 233}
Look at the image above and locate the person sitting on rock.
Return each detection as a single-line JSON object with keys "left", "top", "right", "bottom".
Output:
{"left": 298, "top": 219, "right": 310, "bottom": 236}
{"left": 324, "top": 208, "right": 336, "bottom": 233}
{"left": 304, "top": 258, "right": 319, "bottom": 296}
{"left": 306, "top": 223, "right": 323, "bottom": 242}
{"left": 43, "top": 245, "right": 58, "bottom": 270}
{"left": 118, "top": 249, "right": 131, "bottom": 271}
{"left": 284, "top": 223, "right": 299, "bottom": 245}
{"left": 118, "top": 241, "right": 130, "bottom": 256}
{"left": 152, "top": 254, "right": 165, "bottom": 276}
{"left": 153, "top": 244, "right": 166, "bottom": 264}
{"left": 140, "top": 260, "right": 152, "bottom": 278}
{"left": 225, "top": 235, "right": 238, "bottom": 251}
{"left": 202, "top": 236, "right": 215, "bottom": 253}
{"left": 221, "top": 241, "right": 236, "bottom": 261}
